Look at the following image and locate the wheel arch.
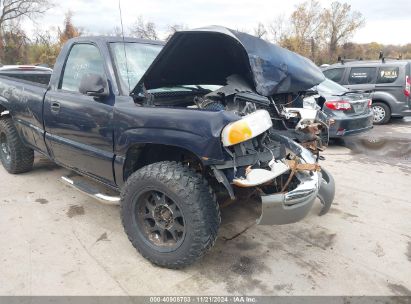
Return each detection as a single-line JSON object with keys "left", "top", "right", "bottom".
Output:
{"left": 371, "top": 91, "right": 396, "bottom": 112}
{"left": 122, "top": 143, "right": 205, "bottom": 182}
{"left": 0, "top": 98, "right": 11, "bottom": 117}
{"left": 372, "top": 98, "right": 392, "bottom": 111}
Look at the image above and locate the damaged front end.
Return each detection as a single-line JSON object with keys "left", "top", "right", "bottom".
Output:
{"left": 132, "top": 25, "right": 332, "bottom": 156}
{"left": 256, "top": 134, "right": 335, "bottom": 225}
{"left": 212, "top": 110, "right": 335, "bottom": 225}
{"left": 279, "top": 106, "right": 331, "bottom": 156}
{"left": 198, "top": 76, "right": 333, "bottom": 157}
{"left": 131, "top": 26, "right": 336, "bottom": 224}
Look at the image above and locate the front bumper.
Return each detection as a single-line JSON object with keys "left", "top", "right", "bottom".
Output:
{"left": 257, "top": 168, "right": 335, "bottom": 225}
{"left": 317, "top": 168, "right": 335, "bottom": 216}
{"left": 257, "top": 171, "right": 320, "bottom": 225}
{"left": 329, "top": 112, "right": 373, "bottom": 138}
{"left": 256, "top": 138, "right": 335, "bottom": 225}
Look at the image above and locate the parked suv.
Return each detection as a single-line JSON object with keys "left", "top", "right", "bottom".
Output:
{"left": 322, "top": 60, "right": 411, "bottom": 124}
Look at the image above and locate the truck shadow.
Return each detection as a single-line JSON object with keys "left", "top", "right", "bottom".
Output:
{"left": 182, "top": 197, "right": 334, "bottom": 294}
{"left": 33, "top": 154, "right": 61, "bottom": 172}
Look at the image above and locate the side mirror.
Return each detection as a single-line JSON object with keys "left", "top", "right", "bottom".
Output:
{"left": 79, "top": 73, "right": 109, "bottom": 98}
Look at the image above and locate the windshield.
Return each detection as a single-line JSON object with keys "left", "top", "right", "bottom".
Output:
{"left": 316, "top": 78, "right": 348, "bottom": 94}
{"left": 110, "top": 42, "right": 162, "bottom": 93}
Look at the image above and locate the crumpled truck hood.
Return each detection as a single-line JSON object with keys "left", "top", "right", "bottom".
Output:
{"left": 132, "top": 26, "right": 325, "bottom": 97}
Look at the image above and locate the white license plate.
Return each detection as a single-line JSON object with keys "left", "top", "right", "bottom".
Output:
{"left": 353, "top": 103, "right": 366, "bottom": 113}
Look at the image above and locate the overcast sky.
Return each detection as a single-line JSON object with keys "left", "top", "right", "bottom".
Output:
{"left": 22, "top": 0, "right": 411, "bottom": 45}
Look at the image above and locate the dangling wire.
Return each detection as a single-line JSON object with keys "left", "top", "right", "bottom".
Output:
{"left": 118, "top": 0, "right": 131, "bottom": 93}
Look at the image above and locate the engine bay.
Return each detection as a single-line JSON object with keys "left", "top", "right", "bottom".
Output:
{"left": 136, "top": 74, "right": 331, "bottom": 156}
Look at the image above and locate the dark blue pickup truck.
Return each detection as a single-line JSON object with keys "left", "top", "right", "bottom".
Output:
{"left": 0, "top": 26, "right": 335, "bottom": 268}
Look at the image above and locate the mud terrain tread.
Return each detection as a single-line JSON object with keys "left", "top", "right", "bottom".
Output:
{"left": 120, "top": 161, "right": 220, "bottom": 268}
{"left": 0, "top": 117, "right": 34, "bottom": 174}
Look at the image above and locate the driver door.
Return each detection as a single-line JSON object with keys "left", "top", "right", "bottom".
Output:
{"left": 44, "top": 43, "right": 115, "bottom": 185}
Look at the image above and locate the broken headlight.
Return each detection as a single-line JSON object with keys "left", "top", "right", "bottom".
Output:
{"left": 221, "top": 110, "right": 272, "bottom": 146}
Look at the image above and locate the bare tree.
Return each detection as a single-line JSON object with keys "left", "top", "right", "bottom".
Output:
{"left": 322, "top": 1, "right": 365, "bottom": 58}
{"left": 0, "top": 0, "right": 52, "bottom": 61}
{"left": 165, "top": 23, "right": 187, "bottom": 41}
{"left": 291, "top": 0, "right": 324, "bottom": 58}
{"left": 110, "top": 26, "right": 123, "bottom": 37}
{"left": 28, "top": 28, "right": 60, "bottom": 66}
{"left": 1, "top": 22, "right": 29, "bottom": 64}
{"left": 267, "top": 0, "right": 322, "bottom": 47}
{"left": 0, "top": 0, "right": 51, "bottom": 27}
{"left": 267, "top": 15, "right": 290, "bottom": 43}
{"left": 130, "top": 16, "right": 159, "bottom": 40}
{"left": 253, "top": 22, "right": 267, "bottom": 39}
{"left": 290, "top": 0, "right": 323, "bottom": 42}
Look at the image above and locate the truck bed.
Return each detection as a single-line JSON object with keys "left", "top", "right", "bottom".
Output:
{"left": 0, "top": 65, "right": 52, "bottom": 86}
{"left": 0, "top": 75, "right": 49, "bottom": 155}
{"left": 0, "top": 72, "right": 51, "bottom": 86}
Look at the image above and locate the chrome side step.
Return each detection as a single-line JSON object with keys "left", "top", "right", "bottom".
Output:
{"left": 61, "top": 174, "right": 120, "bottom": 205}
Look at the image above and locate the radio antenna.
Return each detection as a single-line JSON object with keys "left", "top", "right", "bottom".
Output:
{"left": 118, "top": 0, "right": 131, "bottom": 92}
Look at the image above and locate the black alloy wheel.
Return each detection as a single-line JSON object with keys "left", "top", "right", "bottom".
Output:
{"left": 135, "top": 190, "right": 186, "bottom": 251}
{"left": 0, "top": 132, "right": 11, "bottom": 164}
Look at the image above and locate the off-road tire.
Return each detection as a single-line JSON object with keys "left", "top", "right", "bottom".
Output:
{"left": 120, "top": 161, "right": 220, "bottom": 268}
{"left": 372, "top": 102, "right": 391, "bottom": 125}
{"left": 0, "top": 117, "right": 34, "bottom": 174}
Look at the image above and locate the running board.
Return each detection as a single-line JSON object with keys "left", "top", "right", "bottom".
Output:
{"left": 61, "top": 174, "right": 120, "bottom": 205}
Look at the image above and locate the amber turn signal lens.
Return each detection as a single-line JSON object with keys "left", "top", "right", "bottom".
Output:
{"left": 221, "top": 110, "right": 272, "bottom": 146}
{"left": 228, "top": 121, "right": 253, "bottom": 145}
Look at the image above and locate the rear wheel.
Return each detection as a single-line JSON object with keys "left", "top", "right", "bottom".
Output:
{"left": 372, "top": 102, "right": 391, "bottom": 125}
{"left": 0, "top": 117, "right": 34, "bottom": 173}
{"left": 120, "top": 161, "right": 220, "bottom": 268}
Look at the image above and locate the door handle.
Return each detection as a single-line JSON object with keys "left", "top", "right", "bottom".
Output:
{"left": 51, "top": 102, "right": 61, "bottom": 113}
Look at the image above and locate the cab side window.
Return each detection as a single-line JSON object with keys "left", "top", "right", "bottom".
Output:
{"left": 348, "top": 67, "right": 376, "bottom": 84}
{"left": 60, "top": 44, "right": 106, "bottom": 93}
{"left": 323, "top": 68, "right": 345, "bottom": 83}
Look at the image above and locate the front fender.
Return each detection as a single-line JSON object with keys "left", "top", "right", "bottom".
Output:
{"left": 113, "top": 104, "right": 241, "bottom": 162}
{"left": 113, "top": 126, "right": 230, "bottom": 187}
{"left": 0, "top": 95, "right": 11, "bottom": 114}
{"left": 115, "top": 127, "right": 225, "bottom": 164}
